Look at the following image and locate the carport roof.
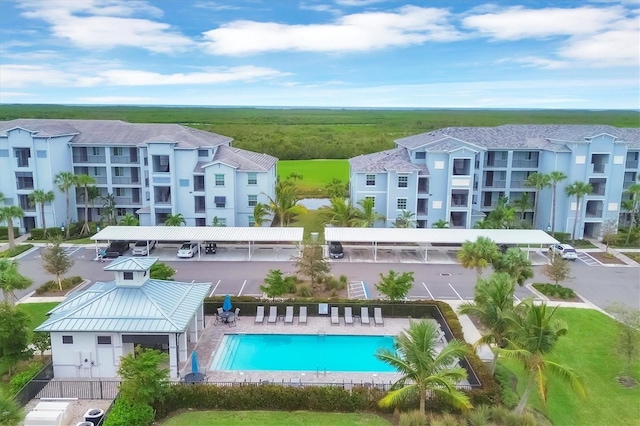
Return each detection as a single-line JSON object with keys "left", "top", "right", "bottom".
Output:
{"left": 324, "top": 228, "right": 558, "bottom": 245}
{"left": 91, "top": 226, "right": 304, "bottom": 242}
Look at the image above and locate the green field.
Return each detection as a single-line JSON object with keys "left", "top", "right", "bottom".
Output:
{"left": 500, "top": 308, "right": 640, "bottom": 426}
{"left": 278, "top": 159, "right": 349, "bottom": 197}
{"left": 16, "top": 302, "right": 59, "bottom": 333}
{"left": 161, "top": 410, "right": 390, "bottom": 426}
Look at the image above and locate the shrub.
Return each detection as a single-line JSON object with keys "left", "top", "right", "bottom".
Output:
{"left": 325, "top": 277, "right": 346, "bottom": 292}
{"left": 103, "top": 400, "right": 154, "bottom": 426}
{"left": 297, "top": 284, "right": 312, "bottom": 297}
{"left": 0, "top": 244, "right": 34, "bottom": 258}
{"left": 493, "top": 365, "right": 518, "bottom": 409}
{"left": 532, "top": 283, "right": 576, "bottom": 299}
{"left": 466, "top": 404, "right": 491, "bottom": 426}
{"left": 0, "top": 227, "right": 19, "bottom": 239}
{"left": 339, "top": 274, "right": 348, "bottom": 284}
{"left": 29, "top": 228, "right": 64, "bottom": 240}
{"left": 9, "top": 362, "right": 44, "bottom": 394}
{"left": 549, "top": 232, "right": 570, "bottom": 244}
{"left": 284, "top": 276, "right": 297, "bottom": 293}
{"left": 399, "top": 410, "right": 427, "bottom": 426}
{"left": 35, "top": 276, "right": 83, "bottom": 294}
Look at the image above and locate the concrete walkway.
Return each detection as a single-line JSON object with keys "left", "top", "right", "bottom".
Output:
{"left": 585, "top": 239, "right": 639, "bottom": 266}
{"left": 0, "top": 233, "right": 31, "bottom": 252}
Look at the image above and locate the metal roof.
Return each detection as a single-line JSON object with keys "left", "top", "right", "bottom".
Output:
{"left": 104, "top": 257, "right": 158, "bottom": 271}
{"left": 324, "top": 228, "right": 558, "bottom": 245}
{"left": 92, "top": 226, "right": 304, "bottom": 243}
{"left": 35, "top": 279, "right": 211, "bottom": 333}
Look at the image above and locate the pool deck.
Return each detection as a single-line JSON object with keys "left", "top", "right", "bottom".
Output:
{"left": 181, "top": 315, "right": 469, "bottom": 387}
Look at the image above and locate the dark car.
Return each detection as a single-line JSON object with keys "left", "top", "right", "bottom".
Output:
{"left": 329, "top": 241, "right": 344, "bottom": 259}
{"left": 204, "top": 242, "right": 217, "bottom": 254}
{"left": 105, "top": 241, "right": 129, "bottom": 258}
{"left": 498, "top": 244, "right": 517, "bottom": 254}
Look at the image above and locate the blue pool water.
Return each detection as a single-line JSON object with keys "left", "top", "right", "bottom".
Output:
{"left": 211, "top": 334, "right": 396, "bottom": 372}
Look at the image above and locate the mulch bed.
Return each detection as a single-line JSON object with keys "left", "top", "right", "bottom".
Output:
{"left": 587, "top": 252, "right": 626, "bottom": 265}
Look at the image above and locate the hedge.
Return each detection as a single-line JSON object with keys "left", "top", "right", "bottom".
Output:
{"left": 28, "top": 227, "right": 64, "bottom": 240}
{"left": 35, "top": 276, "right": 84, "bottom": 294}
{"left": 532, "top": 283, "right": 576, "bottom": 299}
{"left": 0, "top": 244, "right": 34, "bottom": 258}
{"left": 0, "top": 226, "right": 20, "bottom": 239}
{"left": 103, "top": 400, "right": 154, "bottom": 426}
{"left": 9, "top": 362, "right": 45, "bottom": 395}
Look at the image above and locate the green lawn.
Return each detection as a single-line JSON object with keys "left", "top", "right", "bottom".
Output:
{"left": 161, "top": 410, "right": 390, "bottom": 426}
{"left": 278, "top": 160, "right": 349, "bottom": 197}
{"left": 620, "top": 252, "right": 640, "bottom": 262}
{"left": 290, "top": 209, "right": 326, "bottom": 242}
{"left": 17, "top": 302, "right": 59, "bottom": 332}
{"left": 499, "top": 308, "right": 640, "bottom": 426}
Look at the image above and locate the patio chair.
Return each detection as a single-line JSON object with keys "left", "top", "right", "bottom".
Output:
{"left": 344, "top": 307, "right": 354, "bottom": 326}
{"left": 235, "top": 307, "right": 241, "bottom": 321}
{"left": 217, "top": 307, "right": 223, "bottom": 316}
{"left": 267, "top": 306, "right": 278, "bottom": 324}
{"left": 360, "top": 307, "right": 370, "bottom": 326}
{"left": 331, "top": 306, "right": 339, "bottom": 326}
{"left": 228, "top": 314, "right": 237, "bottom": 327}
{"left": 374, "top": 307, "right": 384, "bottom": 326}
{"left": 298, "top": 306, "right": 308, "bottom": 325}
{"left": 255, "top": 306, "right": 265, "bottom": 324}
{"left": 284, "top": 306, "right": 294, "bottom": 325}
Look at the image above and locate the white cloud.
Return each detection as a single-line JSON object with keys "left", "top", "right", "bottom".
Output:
{"left": 201, "top": 6, "right": 462, "bottom": 55}
{"left": 0, "top": 91, "right": 35, "bottom": 99}
{"left": 0, "top": 65, "right": 83, "bottom": 88}
{"left": 559, "top": 27, "right": 640, "bottom": 66}
{"left": 506, "top": 56, "right": 569, "bottom": 70}
{"left": 335, "top": 0, "right": 386, "bottom": 6}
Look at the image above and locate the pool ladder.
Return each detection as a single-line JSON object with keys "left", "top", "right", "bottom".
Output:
{"left": 316, "top": 365, "right": 327, "bottom": 377}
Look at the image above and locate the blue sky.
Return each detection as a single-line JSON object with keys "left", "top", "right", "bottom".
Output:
{"left": 0, "top": 0, "right": 638, "bottom": 109}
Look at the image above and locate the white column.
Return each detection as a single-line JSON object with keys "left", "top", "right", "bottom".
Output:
{"left": 169, "top": 334, "right": 178, "bottom": 378}
{"left": 197, "top": 304, "right": 205, "bottom": 332}
{"left": 179, "top": 332, "right": 188, "bottom": 363}
{"left": 189, "top": 316, "right": 198, "bottom": 342}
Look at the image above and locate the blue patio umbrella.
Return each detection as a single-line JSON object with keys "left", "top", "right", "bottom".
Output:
{"left": 191, "top": 351, "right": 199, "bottom": 374}
{"left": 223, "top": 294, "right": 232, "bottom": 312}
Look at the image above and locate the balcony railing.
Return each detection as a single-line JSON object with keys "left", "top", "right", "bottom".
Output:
{"left": 626, "top": 160, "right": 639, "bottom": 169}
{"left": 418, "top": 184, "right": 429, "bottom": 194}
{"left": 484, "top": 159, "right": 508, "bottom": 167}
{"left": 592, "top": 164, "right": 606, "bottom": 174}
{"left": 484, "top": 180, "right": 506, "bottom": 188}
{"left": 510, "top": 180, "right": 528, "bottom": 188}
{"left": 155, "top": 197, "right": 171, "bottom": 205}
{"left": 112, "top": 176, "right": 140, "bottom": 185}
{"left": 451, "top": 199, "right": 468, "bottom": 207}
{"left": 590, "top": 187, "right": 606, "bottom": 196}
{"left": 512, "top": 159, "right": 538, "bottom": 168}
{"left": 73, "top": 155, "right": 106, "bottom": 163}
{"left": 111, "top": 156, "right": 138, "bottom": 164}
{"left": 623, "top": 181, "right": 634, "bottom": 189}
{"left": 114, "top": 196, "right": 141, "bottom": 205}
{"left": 585, "top": 210, "right": 603, "bottom": 218}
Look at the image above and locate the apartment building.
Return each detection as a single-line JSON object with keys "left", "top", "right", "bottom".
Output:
{"left": 0, "top": 119, "right": 277, "bottom": 231}
{"left": 349, "top": 125, "right": 640, "bottom": 239}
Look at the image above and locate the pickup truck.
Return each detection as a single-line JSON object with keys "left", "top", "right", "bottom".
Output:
{"left": 105, "top": 241, "right": 130, "bottom": 258}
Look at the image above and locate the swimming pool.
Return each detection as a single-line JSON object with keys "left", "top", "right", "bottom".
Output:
{"left": 211, "top": 334, "right": 396, "bottom": 372}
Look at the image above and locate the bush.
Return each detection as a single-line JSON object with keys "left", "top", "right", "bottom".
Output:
{"left": 549, "top": 232, "right": 570, "bottom": 244}
{"left": 324, "top": 277, "right": 346, "bottom": 292}
{"left": 339, "top": 274, "right": 348, "bottom": 284}
{"left": 9, "top": 362, "right": 44, "bottom": 394}
{"left": 0, "top": 227, "right": 19, "bottom": 239}
{"left": 493, "top": 365, "right": 518, "bottom": 409}
{"left": 297, "top": 284, "right": 312, "bottom": 297}
{"left": 284, "top": 276, "right": 297, "bottom": 293}
{"left": 399, "top": 410, "right": 427, "bottom": 426}
{"left": 532, "top": 283, "right": 576, "bottom": 299}
{"left": 0, "top": 244, "right": 34, "bottom": 258}
{"left": 29, "top": 228, "right": 64, "bottom": 240}
{"left": 103, "top": 400, "right": 154, "bottom": 426}
{"left": 35, "top": 276, "right": 83, "bottom": 294}
{"left": 466, "top": 404, "right": 491, "bottom": 426}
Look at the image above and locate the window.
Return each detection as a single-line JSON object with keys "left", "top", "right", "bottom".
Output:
{"left": 218, "top": 218, "right": 227, "bottom": 227}
{"left": 215, "top": 174, "right": 225, "bottom": 186}
{"left": 62, "top": 336, "right": 73, "bottom": 344}
{"left": 366, "top": 174, "right": 376, "bottom": 186}
{"left": 195, "top": 196, "right": 205, "bottom": 212}
{"left": 152, "top": 155, "right": 170, "bottom": 173}
{"left": 397, "top": 198, "right": 407, "bottom": 210}
{"left": 194, "top": 175, "right": 205, "bottom": 191}
{"left": 115, "top": 188, "right": 125, "bottom": 196}
{"left": 112, "top": 147, "right": 123, "bottom": 156}
{"left": 247, "top": 172, "right": 257, "bottom": 185}
{"left": 92, "top": 147, "right": 100, "bottom": 156}
{"left": 123, "top": 272, "right": 133, "bottom": 280}
{"left": 398, "top": 175, "right": 408, "bottom": 188}
{"left": 114, "top": 167, "right": 124, "bottom": 177}
{"left": 14, "top": 148, "right": 30, "bottom": 167}
{"left": 116, "top": 208, "right": 127, "bottom": 216}
{"left": 198, "top": 149, "right": 208, "bottom": 157}
{"left": 248, "top": 215, "right": 255, "bottom": 227}
{"left": 214, "top": 196, "right": 226, "bottom": 208}
{"left": 415, "top": 152, "right": 426, "bottom": 159}
{"left": 97, "top": 336, "right": 112, "bottom": 345}
{"left": 195, "top": 218, "right": 206, "bottom": 226}
{"left": 365, "top": 196, "right": 375, "bottom": 207}
{"left": 15, "top": 172, "right": 34, "bottom": 190}
{"left": 248, "top": 194, "right": 257, "bottom": 207}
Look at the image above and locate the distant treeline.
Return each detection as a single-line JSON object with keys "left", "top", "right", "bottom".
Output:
{"left": 1, "top": 104, "right": 638, "bottom": 160}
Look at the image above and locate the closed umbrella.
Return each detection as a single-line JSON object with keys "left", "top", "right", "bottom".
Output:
{"left": 223, "top": 294, "right": 232, "bottom": 312}
{"left": 191, "top": 350, "right": 199, "bottom": 374}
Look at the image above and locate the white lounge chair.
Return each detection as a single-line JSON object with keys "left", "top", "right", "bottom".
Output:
{"left": 267, "top": 306, "right": 278, "bottom": 324}
{"left": 360, "top": 307, "right": 370, "bottom": 326}
{"left": 255, "top": 306, "right": 265, "bottom": 324}
{"left": 284, "top": 306, "right": 294, "bottom": 325}
{"left": 298, "top": 306, "right": 307, "bottom": 325}
{"left": 331, "top": 306, "right": 339, "bottom": 326}
{"left": 344, "top": 307, "right": 354, "bottom": 326}
{"left": 234, "top": 307, "right": 241, "bottom": 321}
{"left": 374, "top": 307, "right": 384, "bottom": 326}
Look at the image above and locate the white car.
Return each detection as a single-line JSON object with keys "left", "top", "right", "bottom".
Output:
{"left": 549, "top": 243, "right": 578, "bottom": 260}
{"left": 177, "top": 242, "right": 199, "bottom": 258}
{"left": 131, "top": 240, "right": 157, "bottom": 256}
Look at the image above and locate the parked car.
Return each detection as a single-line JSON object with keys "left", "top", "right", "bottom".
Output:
{"left": 549, "top": 243, "right": 578, "bottom": 260}
{"left": 329, "top": 241, "right": 344, "bottom": 259}
{"left": 204, "top": 242, "right": 217, "bottom": 254}
{"left": 177, "top": 242, "right": 199, "bottom": 258}
{"left": 498, "top": 244, "right": 517, "bottom": 254}
{"left": 105, "top": 241, "right": 129, "bottom": 258}
{"left": 131, "top": 240, "right": 157, "bottom": 256}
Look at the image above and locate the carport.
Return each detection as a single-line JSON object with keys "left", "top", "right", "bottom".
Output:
{"left": 91, "top": 226, "right": 304, "bottom": 260}
{"left": 324, "top": 228, "right": 559, "bottom": 262}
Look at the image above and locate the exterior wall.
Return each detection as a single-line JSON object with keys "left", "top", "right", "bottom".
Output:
{"left": 350, "top": 171, "right": 389, "bottom": 227}
{"left": 50, "top": 332, "right": 122, "bottom": 378}
{"left": 386, "top": 170, "right": 418, "bottom": 226}
{"left": 204, "top": 163, "right": 237, "bottom": 226}
{"left": 235, "top": 169, "right": 275, "bottom": 227}
{"left": 425, "top": 152, "right": 451, "bottom": 226}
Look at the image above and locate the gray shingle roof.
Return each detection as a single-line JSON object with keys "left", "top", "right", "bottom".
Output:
{"left": 349, "top": 147, "right": 428, "bottom": 174}
{"left": 0, "top": 119, "right": 232, "bottom": 149}
{"left": 209, "top": 145, "right": 278, "bottom": 171}
{"left": 395, "top": 125, "right": 640, "bottom": 150}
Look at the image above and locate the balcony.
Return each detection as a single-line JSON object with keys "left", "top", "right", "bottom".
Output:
{"left": 484, "top": 180, "right": 506, "bottom": 188}
{"left": 484, "top": 159, "right": 508, "bottom": 168}
{"left": 511, "top": 159, "right": 538, "bottom": 168}
{"left": 585, "top": 209, "right": 603, "bottom": 218}
{"left": 626, "top": 160, "right": 639, "bottom": 169}
{"left": 590, "top": 186, "right": 606, "bottom": 196}
{"left": 623, "top": 181, "right": 634, "bottom": 190}
{"left": 111, "top": 156, "right": 139, "bottom": 164}
{"left": 510, "top": 180, "right": 527, "bottom": 189}
{"left": 451, "top": 197, "right": 468, "bottom": 207}
{"left": 114, "top": 196, "right": 141, "bottom": 206}
{"left": 73, "top": 155, "right": 106, "bottom": 163}
{"left": 418, "top": 181, "right": 429, "bottom": 194}
{"left": 591, "top": 164, "right": 606, "bottom": 174}
{"left": 112, "top": 176, "right": 141, "bottom": 185}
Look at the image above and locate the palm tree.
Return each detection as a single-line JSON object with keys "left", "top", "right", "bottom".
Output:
{"left": 353, "top": 197, "right": 386, "bottom": 227}
{"left": 119, "top": 214, "right": 139, "bottom": 226}
{"left": 0, "top": 259, "right": 32, "bottom": 304}
{"left": 512, "top": 193, "right": 532, "bottom": 223}
{"left": 549, "top": 171, "right": 567, "bottom": 233}
{"left": 502, "top": 300, "right": 586, "bottom": 414}
{"left": 75, "top": 174, "right": 96, "bottom": 235}
{"left": 264, "top": 178, "right": 307, "bottom": 226}
{"left": 0, "top": 192, "right": 4, "bottom": 203}
{"left": 623, "top": 183, "right": 640, "bottom": 244}
{"left": 376, "top": 320, "right": 472, "bottom": 416}
{"left": 54, "top": 171, "right": 77, "bottom": 238}
{"left": 524, "top": 172, "right": 550, "bottom": 229}
{"left": 457, "top": 236, "right": 500, "bottom": 280}
{"left": 492, "top": 248, "right": 534, "bottom": 286}
{"left": 0, "top": 389, "right": 24, "bottom": 426}
{"left": 101, "top": 193, "right": 117, "bottom": 225}
{"left": 321, "top": 197, "right": 359, "bottom": 227}
{"left": 86, "top": 186, "right": 102, "bottom": 219}
{"left": 28, "top": 189, "right": 55, "bottom": 237}
{"left": 165, "top": 213, "right": 186, "bottom": 226}
{"left": 432, "top": 219, "right": 449, "bottom": 228}
{"left": 565, "top": 181, "right": 593, "bottom": 243}
{"left": 0, "top": 206, "right": 24, "bottom": 249}
{"left": 394, "top": 210, "right": 417, "bottom": 228}
{"left": 458, "top": 272, "right": 515, "bottom": 374}
{"left": 253, "top": 202, "right": 270, "bottom": 227}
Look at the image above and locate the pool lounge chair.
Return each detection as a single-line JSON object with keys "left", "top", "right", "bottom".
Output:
{"left": 255, "top": 306, "right": 265, "bottom": 324}
{"left": 344, "top": 307, "right": 354, "bottom": 326}
{"left": 360, "top": 307, "right": 370, "bottom": 326}
{"left": 374, "top": 308, "right": 384, "bottom": 326}
{"left": 284, "top": 306, "right": 294, "bottom": 325}
{"left": 235, "top": 307, "right": 241, "bottom": 320}
{"left": 331, "top": 306, "right": 339, "bottom": 326}
{"left": 298, "top": 306, "right": 307, "bottom": 325}
{"left": 267, "top": 306, "right": 278, "bottom": 324}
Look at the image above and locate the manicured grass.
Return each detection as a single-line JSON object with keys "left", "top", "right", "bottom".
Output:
{"left": 499, "top": 308, "right": 640, "bottom": 426}
{"left": 17, "top": 302, "right": 59, "bottom": 332}
{"left": 161, "top": 410, "right": 390, "bottom": 426}
{"left": 278, "top": 160, "right": 349, "bottom": 197}
{"left": 290, "top": 209, "right": 326, "bottom": 242}
{"left": 621, "top": 252, "right": 640, "bottom": 262}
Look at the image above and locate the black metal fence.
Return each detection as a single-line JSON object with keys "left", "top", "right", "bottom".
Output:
{"left": 15, "top": 361, "right": 54, "bottom": 406}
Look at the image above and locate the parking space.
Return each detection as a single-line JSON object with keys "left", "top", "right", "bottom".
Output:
{"left": 577, "top": 252, "right": 601, "bottom": 266}
{"left": 205, "top": 279, "right": 262, "bottom": 298}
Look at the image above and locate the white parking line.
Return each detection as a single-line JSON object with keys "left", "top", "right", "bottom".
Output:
{"left": 513, "top": 295, "right": 521, "bottom": 303}
{"left": 237, "top": 279, "right": 247, "bottom": 296}
{"left": 422, "top": 282, "right": 434, "bottom": 300}
{"left": 209, "top": 279, "right": 221, "bottom": 297}
{"left": 448, "top": 283, "right": 463, "bottom": 300}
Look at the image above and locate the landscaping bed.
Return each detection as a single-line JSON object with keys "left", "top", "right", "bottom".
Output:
{"left": 587, "top": 251, "right": 626, "bottom": 265}
{"left": 620, "top": 252, "right": 640, "bottom": 263}
{"left": 35, "top": 276, "right": 84, "bottom": 296}
{"left": 531, "top": 283, "right": 582, "bottom": 302}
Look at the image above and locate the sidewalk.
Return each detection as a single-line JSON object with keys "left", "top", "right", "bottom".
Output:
{"left": 0, "top": 233, "right": 32, "bottom": 252}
